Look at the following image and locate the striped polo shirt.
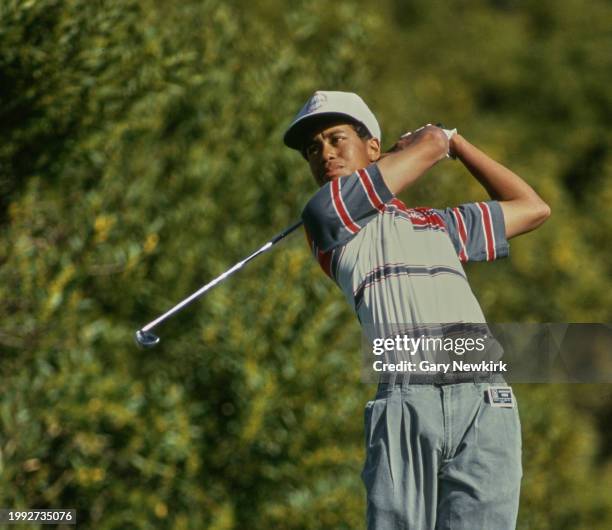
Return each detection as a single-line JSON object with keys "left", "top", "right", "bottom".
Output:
{"left": 301, "top": 162, "right": 509, "bottom": 344}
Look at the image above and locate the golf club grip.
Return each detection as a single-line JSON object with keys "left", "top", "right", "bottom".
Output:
{"left": 270, "top": 220, "right": 304, "bottom": 244}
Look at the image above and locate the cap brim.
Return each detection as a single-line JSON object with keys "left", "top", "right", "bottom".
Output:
{"left": 283, "top": 112, "right": 360, "bottom": 151}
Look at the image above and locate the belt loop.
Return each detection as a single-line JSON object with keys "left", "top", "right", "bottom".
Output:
{"left": 472, "top": 371, "right": 490, "bottom": 385}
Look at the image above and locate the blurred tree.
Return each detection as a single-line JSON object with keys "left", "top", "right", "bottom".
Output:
{"left": 0, "top": 0, "right": 379, "bottom": 527}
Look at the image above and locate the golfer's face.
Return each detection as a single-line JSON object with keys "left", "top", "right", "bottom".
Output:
{"left": 304, "top": 123, "right": 377, "bottom": 187}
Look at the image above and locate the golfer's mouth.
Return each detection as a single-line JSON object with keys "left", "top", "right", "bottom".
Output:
{"left": 323, "top": 165, "right": 345, "bottom": 180}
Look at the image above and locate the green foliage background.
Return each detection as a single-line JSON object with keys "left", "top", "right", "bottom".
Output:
{"left": 1, "top": 0, "right": 610, "bottom": 528}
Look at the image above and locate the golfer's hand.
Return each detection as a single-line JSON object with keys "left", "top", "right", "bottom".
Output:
{"left": 382, "top": 124, "right": 441, "bottom": 157}
{"left": 448, "top": 132, "right": 462, "bottom": 159}
{"left": 377, "top": 125, "right": 449, "bottom": 194}
{"left": 385, "top": 132, "right": 417, "bottom": 154}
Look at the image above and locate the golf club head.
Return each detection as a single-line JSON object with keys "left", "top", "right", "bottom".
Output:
{"left": 135, "top": 329, "right": 160, "bottom": 348}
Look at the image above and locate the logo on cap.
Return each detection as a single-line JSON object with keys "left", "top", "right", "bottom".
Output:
{"left": 306, "top": 92, "right": 327, "bottom": 113}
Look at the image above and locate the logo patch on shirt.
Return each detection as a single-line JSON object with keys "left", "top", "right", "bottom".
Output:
{"left": 407, "top": 210, "right": 426, "bottom": 220}
{"left": 486, "top": 386, "right": 515, "bottom": 408}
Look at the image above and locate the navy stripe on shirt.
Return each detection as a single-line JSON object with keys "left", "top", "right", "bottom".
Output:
{"left": 354, "top": 264, "right": 468, "bottom": 309}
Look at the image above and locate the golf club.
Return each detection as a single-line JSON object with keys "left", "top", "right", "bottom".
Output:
{"left": 134, "top": 220, "right": 304, "bottom": 347}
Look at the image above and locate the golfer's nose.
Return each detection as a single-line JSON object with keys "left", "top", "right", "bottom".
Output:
{"left": 322, "top": 141, "right": 337, "bottom": 160}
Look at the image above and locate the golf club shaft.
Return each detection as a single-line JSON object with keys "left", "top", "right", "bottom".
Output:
{"left": 140, "top": 220, "right": 304, "bottom": 333}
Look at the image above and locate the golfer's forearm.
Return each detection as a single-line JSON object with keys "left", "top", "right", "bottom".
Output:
{"left": 378, "top": 128, "right": 448, "bottom": 195}
{"left": 452, "top": 134, "right": 551, "bottom": 237}
{"left": 452, "top": 135, "right": 541, "bottom": 202}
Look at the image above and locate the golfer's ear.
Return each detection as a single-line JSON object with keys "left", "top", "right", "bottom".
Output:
{"left": 367, "top": 137, "right": 381, "bottom": 162}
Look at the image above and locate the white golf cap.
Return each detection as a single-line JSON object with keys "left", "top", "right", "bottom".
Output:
{"left": 283, "top": 90, "right": 381, "bottom": 151}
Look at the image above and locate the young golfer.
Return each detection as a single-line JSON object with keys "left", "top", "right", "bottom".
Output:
{"left": 284, "top": 91, "right": 550, "bottom": 530}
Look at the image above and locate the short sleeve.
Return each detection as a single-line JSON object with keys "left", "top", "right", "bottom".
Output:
{"left": 433, "top": 201, "right": 509, "bottom": 262}
{"left": 301, "top": 163, "right": 394, "bottom": 252}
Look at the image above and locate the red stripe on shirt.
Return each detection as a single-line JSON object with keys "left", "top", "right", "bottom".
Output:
{"left": 478, "top": 202, "right": 495, "bottom": 260}
{"left": 331, "top": 178, "right": 360, "bottom": 234}
{"left": 402, "top": 207, "right": 446, "bottom": 233}
{"left": 451, "top": 207, "right": 468, "bottom": 262}
{"left": 390, "top": 198, "right": 409, "bottom": 212}
{"left": 358, "top": 168, "right": 385, "bottom": 212}
{"left": 414, "top": 208, "right": 446, "bottom": 231}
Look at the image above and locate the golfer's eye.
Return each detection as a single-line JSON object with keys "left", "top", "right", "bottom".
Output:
{"left": 331, "top": 135, "right": 346, "bottom": 145}
{"left": 305, "top": 143, "right": 320, "bottom": 158}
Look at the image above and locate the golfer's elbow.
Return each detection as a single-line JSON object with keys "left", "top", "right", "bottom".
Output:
{"left": 522, "top": 195, "right": 552, "bottom": 235}
{"left": 538, "top": 200, "right": 552, "bottom": 223}
{"left": 501, "top": 197, "right": 551, "bottom": 239}
{"left": 529, "top": 198, "right": 551, "bottom": 230}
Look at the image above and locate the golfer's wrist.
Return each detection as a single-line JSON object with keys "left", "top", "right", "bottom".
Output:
{"left": 448, "top": 133, "right": 465, "bottom": 160}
